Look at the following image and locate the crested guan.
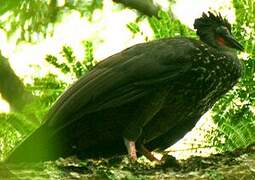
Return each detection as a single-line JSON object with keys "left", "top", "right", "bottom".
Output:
{"left": 6, "top": 12, "right": 244, "bottom": 163}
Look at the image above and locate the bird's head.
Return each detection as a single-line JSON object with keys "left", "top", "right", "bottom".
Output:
{"left": 194, "top": 11, "right": 244, "bottom": 51}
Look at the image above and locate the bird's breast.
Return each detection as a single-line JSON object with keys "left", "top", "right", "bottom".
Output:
{"left": 186, "top": 48, "right": 241, "bottom": 110}
{"left": 163, "top": 47, "right": 242, "bottom": 115}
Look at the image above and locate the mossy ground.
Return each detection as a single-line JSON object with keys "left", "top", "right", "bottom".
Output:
{"left": 1, "top": 144, "right": 255, "bottom": 179}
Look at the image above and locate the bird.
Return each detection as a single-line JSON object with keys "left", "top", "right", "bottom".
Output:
{"left": 6, "top": 11, "right": 244, "bottom": 163}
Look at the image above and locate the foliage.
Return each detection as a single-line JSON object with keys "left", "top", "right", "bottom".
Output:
{"left": 66, "top": 0, "right": 104, "bottom": 20}
{"left": 27, "top": 41, "right": 95, "bottom": 117}
{"left": 46, "top": 42, "right": 95, "bottom": 79}
{"left": 0, "top": 43, "right": 95, "bottom": 160}
{"left": 0, "top": 113, "right": 38, "bottom": 161}
{"left": 126, "top": 11, "right": 195, "bottom": 41}
{"left": 127, "top": 22, "right": 141, "bottom": 35}
{"left": 83, "top": 41, "right": 95, "bottom": 72}
{"left": 0, "top": 0, "right": 103, "bottom": 42}
{"left": 26, "top": 73, "right": 67, "bottom": 116}
{"left": 148, "top": 11, "right": 196, "bottom": 39}
{"left": 212, "top": 0, "right": 255, "bottom": 151}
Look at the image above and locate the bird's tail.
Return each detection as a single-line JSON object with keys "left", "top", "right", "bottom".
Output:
{"left": 5, "top": 125, "right": 57, "bottom": 163}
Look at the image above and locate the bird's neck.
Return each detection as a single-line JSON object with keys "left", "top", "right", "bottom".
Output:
{"left": 200, "top": 38, "right": 238, "bottom": 56}
{"left": 200, "top": 35, "right": 218, "bottom": 49}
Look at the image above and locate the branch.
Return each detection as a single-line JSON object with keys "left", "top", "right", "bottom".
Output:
{"left": 112, "top": 0, "right": 160, "bottom": 17}
{"left": 0, "top": 51, "right": 34, "bottom": 111}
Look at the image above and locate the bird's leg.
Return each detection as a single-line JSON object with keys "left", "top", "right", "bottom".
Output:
{"left": 140, "top": 145, "right": 160, "bottom": 162}
{"left": 124, "top": 137, "right": 160, "bottom": 162}
{"left": 123, "top": 90, "right": 168, "bottom": 162}
{"left": 124, "top": 138, "right": 137, "bottom": 161}
{"left": 123, "top": 123, "right": 142, "bottom": 161}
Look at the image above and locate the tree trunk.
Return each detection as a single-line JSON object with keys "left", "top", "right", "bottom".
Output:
{"left": 0, "top": 51, "right": 34, "bottom": 112}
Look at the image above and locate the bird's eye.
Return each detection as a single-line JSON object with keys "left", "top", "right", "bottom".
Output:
{"left": 216, "top": 26, "right": 229, "bottom": 36}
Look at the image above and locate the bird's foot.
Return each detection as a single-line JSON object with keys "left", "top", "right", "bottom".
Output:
{"left": 123, "top": 138, "right": 170, "bottom": 164}
{"left": 140, "top": 145, "right": 179, "bottom": 167}
{"left": 124, "top": 138, "right": 137, "bottom": 162}
{"left": 140, "top": 145, "right": 160, "bottom": 163}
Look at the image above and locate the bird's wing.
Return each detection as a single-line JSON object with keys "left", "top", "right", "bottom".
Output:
{"left": 45, "top": 38, "right": 194, "bottom": 128}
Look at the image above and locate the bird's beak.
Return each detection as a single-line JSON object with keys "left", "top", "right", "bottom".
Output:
{"left": 224, "top": 34, "right": 244, "bottom": 51}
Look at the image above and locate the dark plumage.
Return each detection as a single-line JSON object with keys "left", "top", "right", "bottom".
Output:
{"left": 6, "top": 12, "right": 243, "bottom": 163}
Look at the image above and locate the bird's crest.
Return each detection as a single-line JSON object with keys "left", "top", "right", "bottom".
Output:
{"left": 194, "top": 11, "right": 231, "bottom": 32}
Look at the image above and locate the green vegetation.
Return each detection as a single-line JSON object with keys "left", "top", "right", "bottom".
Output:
{"left": 0, "top": 0, "right": 103, "bottom": 42}
{"left": 148, "top": 11, "right": 196, "bottom": 39}
{"left": 0, "top": 42, "right": 95, "bottom": 161}
{"left": 212, "top": 0, "right": 255, "bottom": 151}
